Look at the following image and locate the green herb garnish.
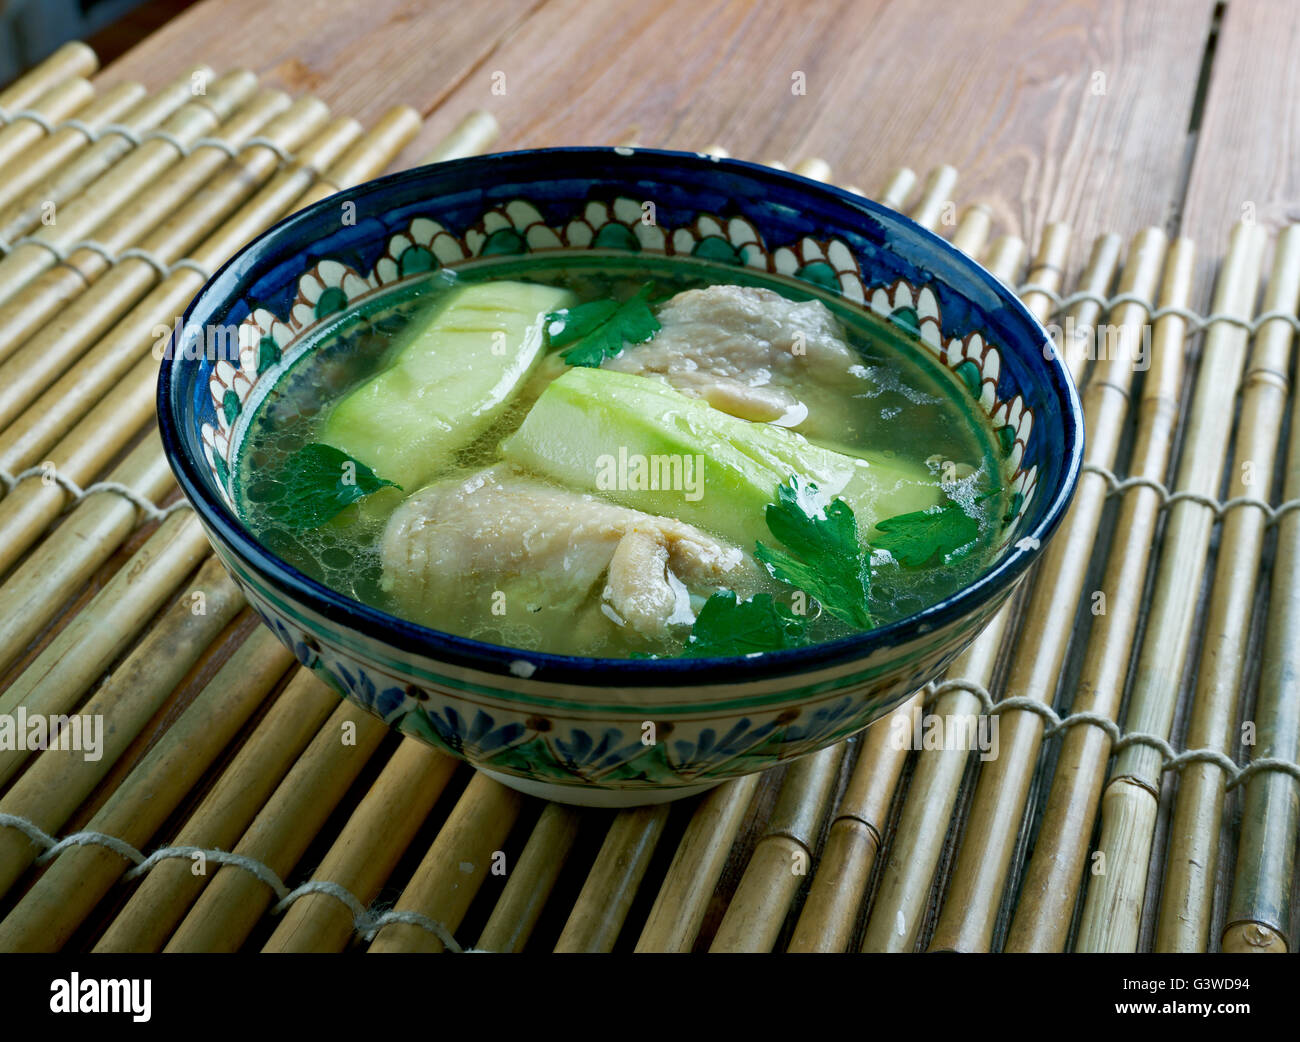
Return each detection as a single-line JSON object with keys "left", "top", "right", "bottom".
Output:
{"left": 683, "top": 591, "right": 809, "bottom": 657}
{"left": 754, "top": 477, "right": 874, "bottom": 630}
{"left": 265, "top": 442, "right": 399, "bottom": 530}
{"left": 871, "top": 501, "right": 980, "bottom": 568}
{"left": 545, "top": 282, "right": 660, "bottom": 367}
{"left": 682, "top": 476, "right": 875, "bottom": 657}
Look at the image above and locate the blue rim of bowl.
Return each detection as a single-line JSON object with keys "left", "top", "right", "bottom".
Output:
{"left": 158, "top": 146, "right": 1084, "bottom": 689}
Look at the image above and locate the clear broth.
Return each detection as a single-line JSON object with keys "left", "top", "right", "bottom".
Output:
{"left": 234, "top": 254, "right": 1008, "bottom": 658}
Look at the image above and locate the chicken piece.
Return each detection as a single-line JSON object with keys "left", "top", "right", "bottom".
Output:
{"left": 603, "top": 284, "right": 867, "bottom": 438}
{"left": 380, "top": 465, "right": 754, "bottom": 640}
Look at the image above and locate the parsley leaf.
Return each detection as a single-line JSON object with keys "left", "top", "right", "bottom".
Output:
{"left": 545, "top": 282, "right": 660, "bottom": 367}
{"left": 264, "top": 442, "right": 399, "bottom": 530}
{"left": 754, "top": 477, "right": 874, "bottom": 629}
{"left": 683, "top": 591, "right": 809, "bottom": 657}
{"left": 872, "top": 501, "right": 979, "bottom": 568}
{"left": 681, "top": 476, "right": 875, "bottom": 657}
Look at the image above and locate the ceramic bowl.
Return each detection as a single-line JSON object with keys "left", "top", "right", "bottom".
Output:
{"left": 158, "top": 147, "right": 1082, "bottom": 807}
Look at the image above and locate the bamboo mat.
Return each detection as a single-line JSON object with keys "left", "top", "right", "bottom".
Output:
{"left": 0, "top": 43, "right": 1298, "bottom": 954}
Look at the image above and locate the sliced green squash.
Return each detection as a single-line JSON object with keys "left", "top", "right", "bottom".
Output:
{"left": 500, "top": 366, "right": 942, "bottom": 549}
{"left": 321, "top": 280, "right": 576, "bottom": 489}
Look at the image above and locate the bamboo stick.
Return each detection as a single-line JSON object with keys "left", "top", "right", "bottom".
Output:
{"left": 877, "top": 167, "right": 916, "bottom": 210}
{"left": 368, "top": 773, "right": 525, "bottom": 953}
{"left": 1223, "top": 272, "right": 1300, "bottom": 957}
{"left": 831, "top": 235, "right": 1026, "bottom": 953}
{"left": 0, "top": 510, "right": 209, "bottom": 756}
{"left": 910, "top": 165, "right": 958, "bottom": 231}
{"left": 1221, "top": 921, "right": 1287, "bottom": 953}
{"left": 709, "top": 743, "right": 848, "bottom": 951}
{"left": 126, "top": 94, "right": 330, "bottom": 263}
{"left": 0, "top": 556, "right": 243, "bottom": 901}
{"left": 1075, "top": 221, "right": 1267, "bottom": 952}
{"left": 0, "top": 81, "right": 145, "bottom": 212}
{"left": 262, "top": 739, "right": 460, "bottom": 953}
{"left": 634, "top": 773, "right": 761, "bottom": 952}
{"left": 1005, "top": 238, "right": 1196, "bottom": 951}
{"left": 0, "top": 93, "right": 326, "bottom": 417}
{"left": 927, "top": 230, "right": 1140, "bottom": 953}
{"left": 0, "top": 114, "right": 415, "bottom": 693}
{"left": 860, "top": 225, "right": 1073, "bottom": 952}
{"left": 790, "top": 694, "right": 921, "bottom": 952}
{"left": 0, "top": 432, "right": 185, "bottom": 672}
{"left": 1156, "top": 227, "right": 1300, "bottom": 951}
{"left": 71, "top": 86, "right": 294, "bottom": 271}
{"left": 162, "top": 698, "right": 388, "bottom": 952}
{"left": 949, "top": 204, "right": 992, "bottom": 257}
{"left": 0, "top": 67, "right": 207, "bottom": 243}
{"left": 0, "top": 41, "right": 97, "bottom": 110}
{"left": 0, "top": 114, "right": 355, "bottom": 488}
{"left": 0, "top": 626, "right": 291, "bottom": 951}
{"left": 984, "top": 234, "right": 1029, "bottom": 288}
{"left": 0, "top": 87, "right": 293, "bottom": 416}
{"left": 94, "top": 671, "right": 342, "bottom": 951}
{"left": 554, "top": 804, "right": 672, "bottom": 952}
{"left": 0, "top": 76, "right": 94, "bottom": 163}
{"left": 0, "top": 111, "right": 415, "bottom": 605}
{"left": 418, "top": 109, "right": 499, "bottom": 164}
{"left": 478, "top": 803, "right": 583, "bottom": 952}
{"left": 0, "top": 121, "right": 360, "bottom": 575}
{"left": 291, "top": 105, "right": 421, "bottom": 206}
{"left": 790, "top": 224, "right": 1023, "bottom": 955}
{"left": 0, "top": 354, "right": 157, "bottom": 566}
{"left": 0, "top": 109, "right": 419, "bottom": 712}
{"left": 792, "top": 156, "right": 832, "bottom": 182}
{"left": 0, "top": 69, "right": 257, "bottom": 307}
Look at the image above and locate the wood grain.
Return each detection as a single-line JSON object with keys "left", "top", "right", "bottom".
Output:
{"left": 94, "top": 0, "right": 1215, "bottom": 256}
{"left": 412, "top": 0, "right": 1214, "bottom": 252}
{"left": 95, "top": 0, "right": 545, "bottom": 127}
{"left": 1180, "top": 0, "right": 1300, "bottom": 300}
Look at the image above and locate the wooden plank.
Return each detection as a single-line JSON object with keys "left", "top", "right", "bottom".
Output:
{"left": 412, "top": 0, "right": 1214, "bottom": 251}
{"left": 1181, "top": 0, "right": 1300, "bottom": 300}
{"left": 94, "top": 0, "right": 544, "bottom": 126}
{"left": 91, "top": 0, "right": 1215, "bottom": 254}
{"left": 784, "top": 0, "right": 1215, "bottom": 251}
{"left": 412, "top": 0, "right": 888, "bottom": 158}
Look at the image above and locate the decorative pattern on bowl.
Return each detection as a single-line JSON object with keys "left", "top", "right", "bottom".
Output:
{"left": 159, "top": 148, "right": 1082, "bottom": 806}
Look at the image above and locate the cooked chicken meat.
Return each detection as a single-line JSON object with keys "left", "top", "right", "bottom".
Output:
{"left": 603, "top": 284, "right": 866, "bottom": 438}
{"left": 380, "top": 465, "right": 754, "bottom": 640}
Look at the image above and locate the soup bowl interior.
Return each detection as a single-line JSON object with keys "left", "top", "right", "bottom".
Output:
{"left": 158, "top": 148, "right": 1082, "bottom": 806}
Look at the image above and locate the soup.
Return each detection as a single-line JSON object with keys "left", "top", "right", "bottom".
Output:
{"left": 232, "top": 253, "right": 1008, "bottom": 659}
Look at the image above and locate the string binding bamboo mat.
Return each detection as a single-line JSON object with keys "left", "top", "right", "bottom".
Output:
{"left": 0, "top": 43, "right": 1297, "bottom": 954}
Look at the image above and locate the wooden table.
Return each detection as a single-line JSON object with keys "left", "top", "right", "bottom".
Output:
{"left": 97, "top": 0, "right": 1298, "bottom": 303}
{"left": 3, "top": 0, "right": 1292, "bottom": 955}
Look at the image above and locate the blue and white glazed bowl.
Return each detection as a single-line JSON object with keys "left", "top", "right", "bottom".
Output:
{"left": 158, "top": 148, "right": 1082, "bottom": 807}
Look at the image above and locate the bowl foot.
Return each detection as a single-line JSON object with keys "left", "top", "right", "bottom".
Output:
{"left": 478, "top": 769, "right": 723, "bottom": 807}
